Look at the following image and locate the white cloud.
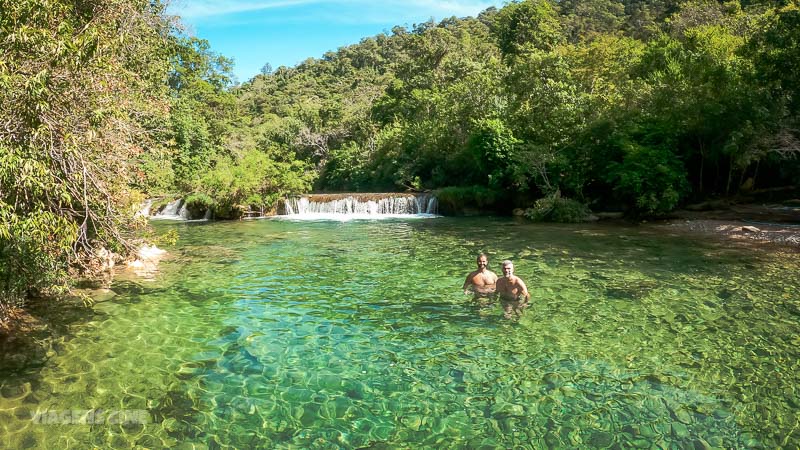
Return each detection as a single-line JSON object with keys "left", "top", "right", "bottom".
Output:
{"left": 401, "top": 0, "right": 500, "bottom": 17}
{"left": 169, "top": 0, "right": 316, "bottom": 19}
{"left": 170, "top": 0, "right": 499, "bottom": 21}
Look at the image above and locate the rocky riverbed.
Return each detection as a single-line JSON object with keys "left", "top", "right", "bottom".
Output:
{"left": 659, "top": 202, "right": 800, "bottom": 249}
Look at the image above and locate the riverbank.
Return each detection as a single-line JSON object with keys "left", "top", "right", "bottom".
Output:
{"left": 657, "top": 202, "right": 800, "bottom": 250}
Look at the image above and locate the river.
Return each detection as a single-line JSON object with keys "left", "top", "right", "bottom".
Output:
{"left": 1, "top": 217, "right": 798, "bottom": 448}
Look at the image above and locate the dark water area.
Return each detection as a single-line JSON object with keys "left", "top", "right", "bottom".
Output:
{"left": 1, "top": 217, "right": 799, "bottom": 448}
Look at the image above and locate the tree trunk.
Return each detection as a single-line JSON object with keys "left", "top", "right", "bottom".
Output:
{"left": 752, "top": 160, "right": 760, "bottom": 190}
{"left": 725, "top": 156, "right": 734, "bottom": 195}
{"left": 698, "top": 144, "right": 705, "bottom": 194}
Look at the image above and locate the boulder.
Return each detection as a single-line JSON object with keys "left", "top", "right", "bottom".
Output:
{"left": 126, "top": 245, "right": 167, "bottom": 278}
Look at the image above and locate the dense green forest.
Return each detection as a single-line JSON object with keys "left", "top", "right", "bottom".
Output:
{"left": 1, "top": 0, "right": 799, "bottom": 324}
{"left": 161, "top": 0, "right": 800, "bottom": 218}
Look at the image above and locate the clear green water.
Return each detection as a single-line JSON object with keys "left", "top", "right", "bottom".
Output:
{"left": 1, "top": 218, "right": 799, "bottom": 448}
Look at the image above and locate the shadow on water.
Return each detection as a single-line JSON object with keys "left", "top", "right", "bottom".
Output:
{"left": 0, "top": 296, "right": 104, "bottom": 378}
{"left": 410, "top": 217, "right": 781, "bottom": 274}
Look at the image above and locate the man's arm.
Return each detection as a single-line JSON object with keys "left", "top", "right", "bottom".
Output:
{"left": 463, "top": 273, "right": 474, "bottom": 294}
{"left": 518, "top": 278, "right": 530, "bottom": 301}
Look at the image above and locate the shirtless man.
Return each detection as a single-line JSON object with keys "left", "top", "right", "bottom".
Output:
{"left": 463, "top": 253, "right": 498, "bottom": 299}
{"left": 496, "top": 260, "right": 530, "bottom": 318}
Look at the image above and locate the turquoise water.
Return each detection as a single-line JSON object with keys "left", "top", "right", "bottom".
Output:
{"left": 1, "top": 217, "right": 799, "bottom": 448}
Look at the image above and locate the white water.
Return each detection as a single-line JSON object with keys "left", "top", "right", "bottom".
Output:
{"left": 280, "top": 194, "right": 439, "bottom": 221}
{"left": 136, "top": 199, "right": 153, "bottom": 218}
{"left": 150, "top": 199, "right": 192, "bottom": 221}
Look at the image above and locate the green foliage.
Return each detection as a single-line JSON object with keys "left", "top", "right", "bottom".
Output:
{"left": 468, "top": 118, "right": 520, "bottom": 189}
{"left": 161, "top": 37, "right": 237, "bottom": 193}
{"left": 749, "top": 3, "right": 800, "bottom": 114}
{"left": 603, "top": 132, "right": 690, "bottom": 215}
{"left": 559, "top": 0, "right": 626, "bottom": 42}
{"left": 220, "top": 0, "right": 799, "bottom": 217}
{"left": 198, "top": 148, "right": 316, "bottom": 217}
{"left": 524, "top": 191, "right": 592, "bottom": 222}
{"left": 435, "top": 186, "right": 501, "bottom": 215}
{"left": 184, "top": 193, "right": 214, "bottom": 219}
{"left": 171, "top": 100, "right": 214, "bottom": 188}
{"left": 0, "top": 0, "right": 172, "bottom": 315}
{"left": 492, "top": 0, "right": 564, "bottom": 57}
{"left": 319, "top": 142, "right": 373, "bottom": 191}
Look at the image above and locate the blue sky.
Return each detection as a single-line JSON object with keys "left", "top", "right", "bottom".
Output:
{"left": 168, "top": 0, "right": 507, "bottom": 83}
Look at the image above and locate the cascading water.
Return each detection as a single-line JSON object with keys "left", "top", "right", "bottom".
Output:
{"left": 281, "top": 193, "right": 439, "bottom": 220}
{"left": 136, "top": 199, "right": 153, "bottom": 217}
{"left": 150, "top": 199, "right": 192, "bottom": 220}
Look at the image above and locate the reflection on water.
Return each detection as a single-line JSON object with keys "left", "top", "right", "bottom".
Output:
{"left": 1, "top": 218, "right": 799, "bottom": 448}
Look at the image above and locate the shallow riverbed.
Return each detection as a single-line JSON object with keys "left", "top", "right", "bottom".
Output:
{"left": 1, "top": 217, "right": 799, "bottom": 448}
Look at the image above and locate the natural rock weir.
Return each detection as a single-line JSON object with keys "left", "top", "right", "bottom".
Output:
{"left": 279, "top": 193, "right": 438, "bottom": 217}
{"left": 142, "top": 193, "right": 439, "bottom": 220}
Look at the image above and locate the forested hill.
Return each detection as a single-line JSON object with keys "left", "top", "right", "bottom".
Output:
{"left": 1, "top": 0, "right": 799, "bottom": 323}
{"left": 216, "top": 0, "right": 799, "bottom": 218}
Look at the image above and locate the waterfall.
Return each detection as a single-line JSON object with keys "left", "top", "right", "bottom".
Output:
{"left": 281, "top": 193, "right": 439, "bottom": 219}
{"left": 136, "top": 199, "right": 153, "bottom": 218}
{"left": 150, "top": 199, "right": 193, "bottom": 221}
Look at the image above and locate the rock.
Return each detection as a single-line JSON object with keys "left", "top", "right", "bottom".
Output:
{"left": 595, "top": 212, "right": 625, "bottom": 220}
{"left": 673, "top": 408, "right": 692, "bottom": 424}
{"left": 741, "top": 226, "right": 760, "bottom": 233}
{"left": 686, "top": 202, "right": 713, "bottom": 211}
{"left": 588, "top": 431, "right": 613, "bottom": 448}
{"left": 672, "top": 422, "right": 690, "bottom": 439}
{"left": 512, "top": 208, "right": 526, "bottom": 216}
{"left": 490, "top": 402, "right": 525, "bottom": 417}
{"left": 95, "top": 247, "right": 117, "bottom": 271}
{"left": 138, "top": 244, "right": 167, "bottom": 261}
{"left": 685, "top": 200, "right": 731, "bottom": 211}
{"left": 78, "top": 288, "right": 116, "bottom": 303}
{"left": 693, "top": 438, "right": 712, "bottom": 450}
{"left": 126, "top": 244, "right": 168, "bottom": 277}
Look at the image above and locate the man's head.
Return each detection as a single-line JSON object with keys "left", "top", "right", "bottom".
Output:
{"left": 501, "top": 260, "right": 514, "bottom": 278}
{"left": 476, "top": 253, "right": 489, "bottom": 270}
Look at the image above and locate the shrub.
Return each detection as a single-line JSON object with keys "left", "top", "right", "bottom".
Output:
{"left": 524, "top": 191, "right": 592, "bottom": 222}
{"left": 198, "top": 148, "right": 316, "bottom": 218}
{"left": 467, "top": 118, "right": 520, "bottom": 189}
{"left": 604, "top": 142, "right": 689, "bottom": 215}
{"left": 184, "top": 193, "right": 214, "bottom": 219}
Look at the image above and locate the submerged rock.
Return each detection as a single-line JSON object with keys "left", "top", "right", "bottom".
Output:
{"left": 125, "top": 244, "right": 167, "bottom": 278}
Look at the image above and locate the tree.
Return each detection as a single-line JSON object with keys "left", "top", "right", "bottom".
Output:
{"left": 492, "top": 0, "right": 564, "bottom": 58}
{"left": 0, "top": 0, "right": 172, "bottom": 322}
{"left": 559, "top": 0, "right": 626, "bottom": 42}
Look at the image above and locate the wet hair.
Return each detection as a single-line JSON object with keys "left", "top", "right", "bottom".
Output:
{"left": 476, "top": 253, "right": 488, "bottom": 261}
